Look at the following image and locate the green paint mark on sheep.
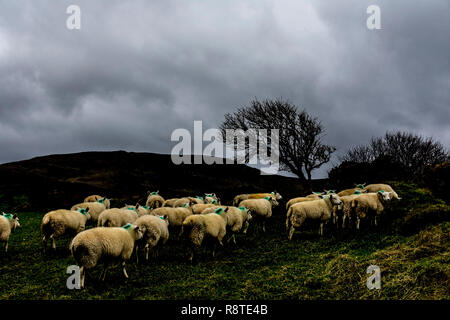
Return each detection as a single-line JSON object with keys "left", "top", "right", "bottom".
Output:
{"left": 205, "top": 194, "right": 213, "bottom": 197}
{"left": 142, "top": 206, "right": 149, "bottom": 210}
{"left": 122, "top": 223, "right": 132, "bottom": 230}
{"left": 197, "top": 196, "right": 204, "bottom": 200}
{"left": 354, "top": 190, "right": 361, "bottom": 195}
{"left": 264, "top": 196, "right": 271, "bottom": 201}
{"left": 2, "top": 213, "right": 13, "bottom": 220}
{"left": 212, "top": 200, "right": 217, "bottom": 204}
{"left": 355, "top": 184, "right": 365, "bottom": 189}
{"left": 214, "top": 208, "right": 224, "bottom": 215}
{"left": 377, "top": 190, "right": 385, "bottom": 194}
{"left": 151, "top": 192, "right": 158, "bottom": 195}
{"left": 78, "top": 209, "right": 86, "bottom": 215}
{"left": 238, "top": 207, "right": 246, "bottom": 211}
{"left": 127, "top": 207, "right": 135, "bottom": 211}
{"left": 183, "top": 204, "right": 188, "bottom": 208}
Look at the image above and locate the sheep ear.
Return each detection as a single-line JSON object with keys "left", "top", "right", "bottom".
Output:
{"left": 224, "top": 207, "right": 229, "bottom": 213}
{"left": 136, "top": 204, "right": 140, "bottom": 209}
{"left": 85, "top": 207, "right": 90, "bottom": 213}
{"left": 13, "top": 214, "right": 17, "bottom": 219}
{"left": 163, "top": 214, "right": 168, "bottom": 221}
{"left": 134, "top": 226, "right": 139, "bottom": 232}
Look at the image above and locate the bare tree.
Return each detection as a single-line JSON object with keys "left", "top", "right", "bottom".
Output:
{"left": 340, "top": 131, "right": 449, "bottom": 175}
{"left": 220, "top": 98, "right": 335, "bottom": 185}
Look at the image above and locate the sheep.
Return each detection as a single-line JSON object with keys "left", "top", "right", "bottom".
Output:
{"left": 84, "top": 195, "right": 111, "bottom": 209}
{"left": 204, "top": 193, "right": 220, "bottom": 204}
{"left": 174, "top": 197, "right": 204, "bottom": 207}
{"left": 41, "top": 208, "right": 91, "bottom": 251}
{"left": 70, "top": 202, "right": 106, "bottom": 223}
{"left": 150, "top": 204, "right": 194, "bottom": 236}
{"left": 70, "top": 223, "right": 143, "bottom": 288}
{"left": 306, "top": 192, "right": 323, "bottom": 199}
{"left": 351, "top": 191, "right": 392, "bottom": 229}
{"left": 0, "top": 213, "right": 21, "bottom": 253}
{"left": 233, "top": 194, "right": 250, "bottom": 206}
{"left": 333, "top": 194, "right": 362, "bottom": 229}
{"left": 145, "top": 191, "right": 165, "bottom": 209}
{"left": 286, "top": 193, "right": 343, "bottom": 240}
{"left": 238, "top": 197, "right": 278, "bottom": 232}
{"left": 192, "top": 203, "right": 217, "bottom": 215}
{"left": 223, "top": 206, "right": 252, "bottom": 244}
{"left": 134, "top": 214, "right": 169, "bottom": 262}
{"left": 181, "top": 207, "right": 229, "bottom": 262}
{"left": 337, "top": 188, "right": 367, "bottom": 197}
{"left": 247, "top": 191, "right": 283, "bottom": 201}
{"left": 363, "top": 184, "right": 401, "bottom": 200}
{"left": 121, "top": 204, "right": 150, "bottom": 217}
{"left": 162, "top": 198, "right": 180, "bottom": 207}
{"left": 97, "top": 207, "right": 138, "bottom": 228}
{"left": 286, "top": 197, "right": 317, "bottom": 210}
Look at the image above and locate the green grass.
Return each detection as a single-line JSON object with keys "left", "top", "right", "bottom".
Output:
{"left": 1, "top": 205, "right": 448, "bottom": 300}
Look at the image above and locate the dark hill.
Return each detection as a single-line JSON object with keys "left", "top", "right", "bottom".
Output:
{"left": 0, "top": 151, "right": 326, "bottom": 211}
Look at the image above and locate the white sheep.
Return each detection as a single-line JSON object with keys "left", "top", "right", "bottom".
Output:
{"left": 351, "top": 191, "right": 392, "bottom": 229}
{"left": 41, "top": 208, "right": 91, "bottom": 251}
{"left": 134, "top": 214, "right": 169, "bottom": 261}
{"left": 162, "top": 198, "right": 180, "bottom": 207}
{"left": 97, "top": 207, "right": 138, "bottom": 228}
{"left": 238, "top": 197, "right": 278, "bottom": 232}
{"left": 204, "top": 193, "right": 220, "bottom": 204}
{"left": 70, "top": 223, "right": 143, "bottom": 288}
{"left": 0, "top": 213, "right": 21, "bottom": 253}
{"left": 150, "top": 204, "right": 194, "bottom": 235}
{"left": 122, "top": 204, "right": 150, "bottom": 217}
{"left": 286, "top": 193, "right": 343, "bottom": 240}
{"left": 333, "top": 194, "right": 362, "bottom": 229}
{"left": 145, "top": 191, "right": 165, "bottom": 209}
{"left": 233, "top": 194, "right": 250, "bottom": 206}
{"left": 286, "top": 197, "right": 317, "bottom": 210}
{"left": 84, "top": 195, "right": 111, "bottom": 209}
{"left": 364, "top": 184, "right": 401, "bottom": 200}
{"left": 71, "top": 202, "right": 106, "bottom": 223}
{"left": 174, "top": 197, "right": 204, "bottom": 207}
{"left": 181, "top": 207, "right": 229, "bottom": 262}
{"left": 191, "top": 203, "right": 217, "bottom": 215}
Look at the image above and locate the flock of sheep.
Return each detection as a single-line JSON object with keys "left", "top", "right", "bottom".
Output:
{"left": 0, "top": 183, "right": 400, "bottom": 288}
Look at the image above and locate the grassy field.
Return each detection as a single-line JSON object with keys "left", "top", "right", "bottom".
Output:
{"left": 0, "top": 183, "right": 449, "bottom": 300}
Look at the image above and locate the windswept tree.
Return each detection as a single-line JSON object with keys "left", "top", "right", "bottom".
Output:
{"left": 220, "top": 98, "right": 336, "bottom": 186}
{"left": 340, "top": 131, "right": 449, "bottom": 176}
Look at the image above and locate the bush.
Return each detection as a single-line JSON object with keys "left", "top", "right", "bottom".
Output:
{"left": 400, "top": 204, "right": 450, "bottom": 234}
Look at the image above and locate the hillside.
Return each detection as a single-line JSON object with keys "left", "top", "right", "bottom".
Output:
{"left": 0, "top": 151, "right": 318, "bottom": 211}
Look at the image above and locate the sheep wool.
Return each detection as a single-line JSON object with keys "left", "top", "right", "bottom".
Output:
{"left": 70, "top": 224, "right": 143, "bottom": 288}
{"left": 351, "top": 191, "right": 392, "bottom": 229}
{"left": 97, "top": 208, "right": 138, "bottom": 228}
{"left": 181, "top": 207, "right": 229, "bottom": 262}
{"left": 71, "top": 202, "right": 106, "bottom": 223}
{"left": 238, "top": 197, "right": 277, "bottom": 232}
{"left": 286, "top": 197, "right": 317, "bottom": 210}
{"left": 363, "top": 184, "right": 400, "bottom": 200}
{"left": 150, "top": 206, "right": 193, "bottom": 228}
{"left": 41, "top": 208, "right": 91, "bottom": 250}
{"left": 134, "top": 214, "right": 169, "bottom": 261}
{"left": 146, "top": 192, "right": 165, "bottom": 209}
{"left": 0, "top": 213, "right": 21, "bottom": 253}
{"left": 286, "top": 194, "right": 343, "bottom": 239}
{"left": 84, "top": 195, "right": 111, "bottom": 209}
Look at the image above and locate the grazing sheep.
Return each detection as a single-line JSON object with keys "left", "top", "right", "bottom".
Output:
{"left": 71, "top": 202, "right": 106, "bottom": 223}
{"left": 238, "top": 197, "right": 278, "bottom": 232}
{"left": 286, "top": 193, "right": 343, "bottom": 240}
{"left": 181, "top": 207, "right": 229, "bottom": 262}
{"left": 351, "top": 191, "right": 392, "bottom": 229}
{"left": 364, "top": 184, "right": 401, "bottom": 200}
{"left": 42, "top": 208, "right": 91, "bottom": 251}
{"left": 70, "top": 224, "right": 143, "bottom": 288}
{"left": 0, "top": 213, "right": 21, "bottom": 253}
{"left": 145, "top": 191, "right": 165, "bottom": 209}
{"left": 134, "top": 214, "right": 169, "bottom": 262}
{"left": 286, "top": 197, "right": 317, "bottom": 210}
{"left": 84, "top": 195, "right": 111, "bottom": 209}
{"left": 97, "top": 208, "right": 138, "bottom": 228}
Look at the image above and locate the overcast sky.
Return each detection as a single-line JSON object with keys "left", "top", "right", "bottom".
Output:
{"left": 0, "top": 0, "right": 449, "bottom": 178}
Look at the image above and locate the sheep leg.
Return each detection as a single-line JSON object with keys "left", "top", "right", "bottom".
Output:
{"left": 145, "top": 245, "right": 150, "bottom": 261}
{"left": 100, "top": 263, "right": 109, "bottom": 281}
{"left": 51, "top": 236, "right": 56, "bottom": 250}
{"left": 4, "top": 241, "right": 8, "bottom": 253}
{"left": 122, "top": 261, "right": 129, "bottom": 279}
{"left": 188, "top": 247, "right": 195, "bottom": 263}
{"left": 232, "top": 234, "right": 237, "bottom": 245}
{"left": 319, "top": 223, "right": 324, "bottom": 236}
{"left": 80, "top": 266, "right": 85, "bottom": 289}
{"left": 374, "top": 216, "right": 378, "bottom": 226}
{"left": 288, "top": 226, "right": 295, "bottom": 241}
{"left": 356, "top": 217, "right": 360, "bottom": 230}
{"left": 262, "top": 221, "right": 266, "bottom": 233}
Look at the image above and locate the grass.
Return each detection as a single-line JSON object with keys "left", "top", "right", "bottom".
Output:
{"left": 1, "top": 202, "right": 448, "bottom": 300}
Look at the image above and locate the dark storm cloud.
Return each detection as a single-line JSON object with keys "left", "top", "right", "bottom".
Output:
{"left": 0, "top": 0, "right": 448, "bottom": 177}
